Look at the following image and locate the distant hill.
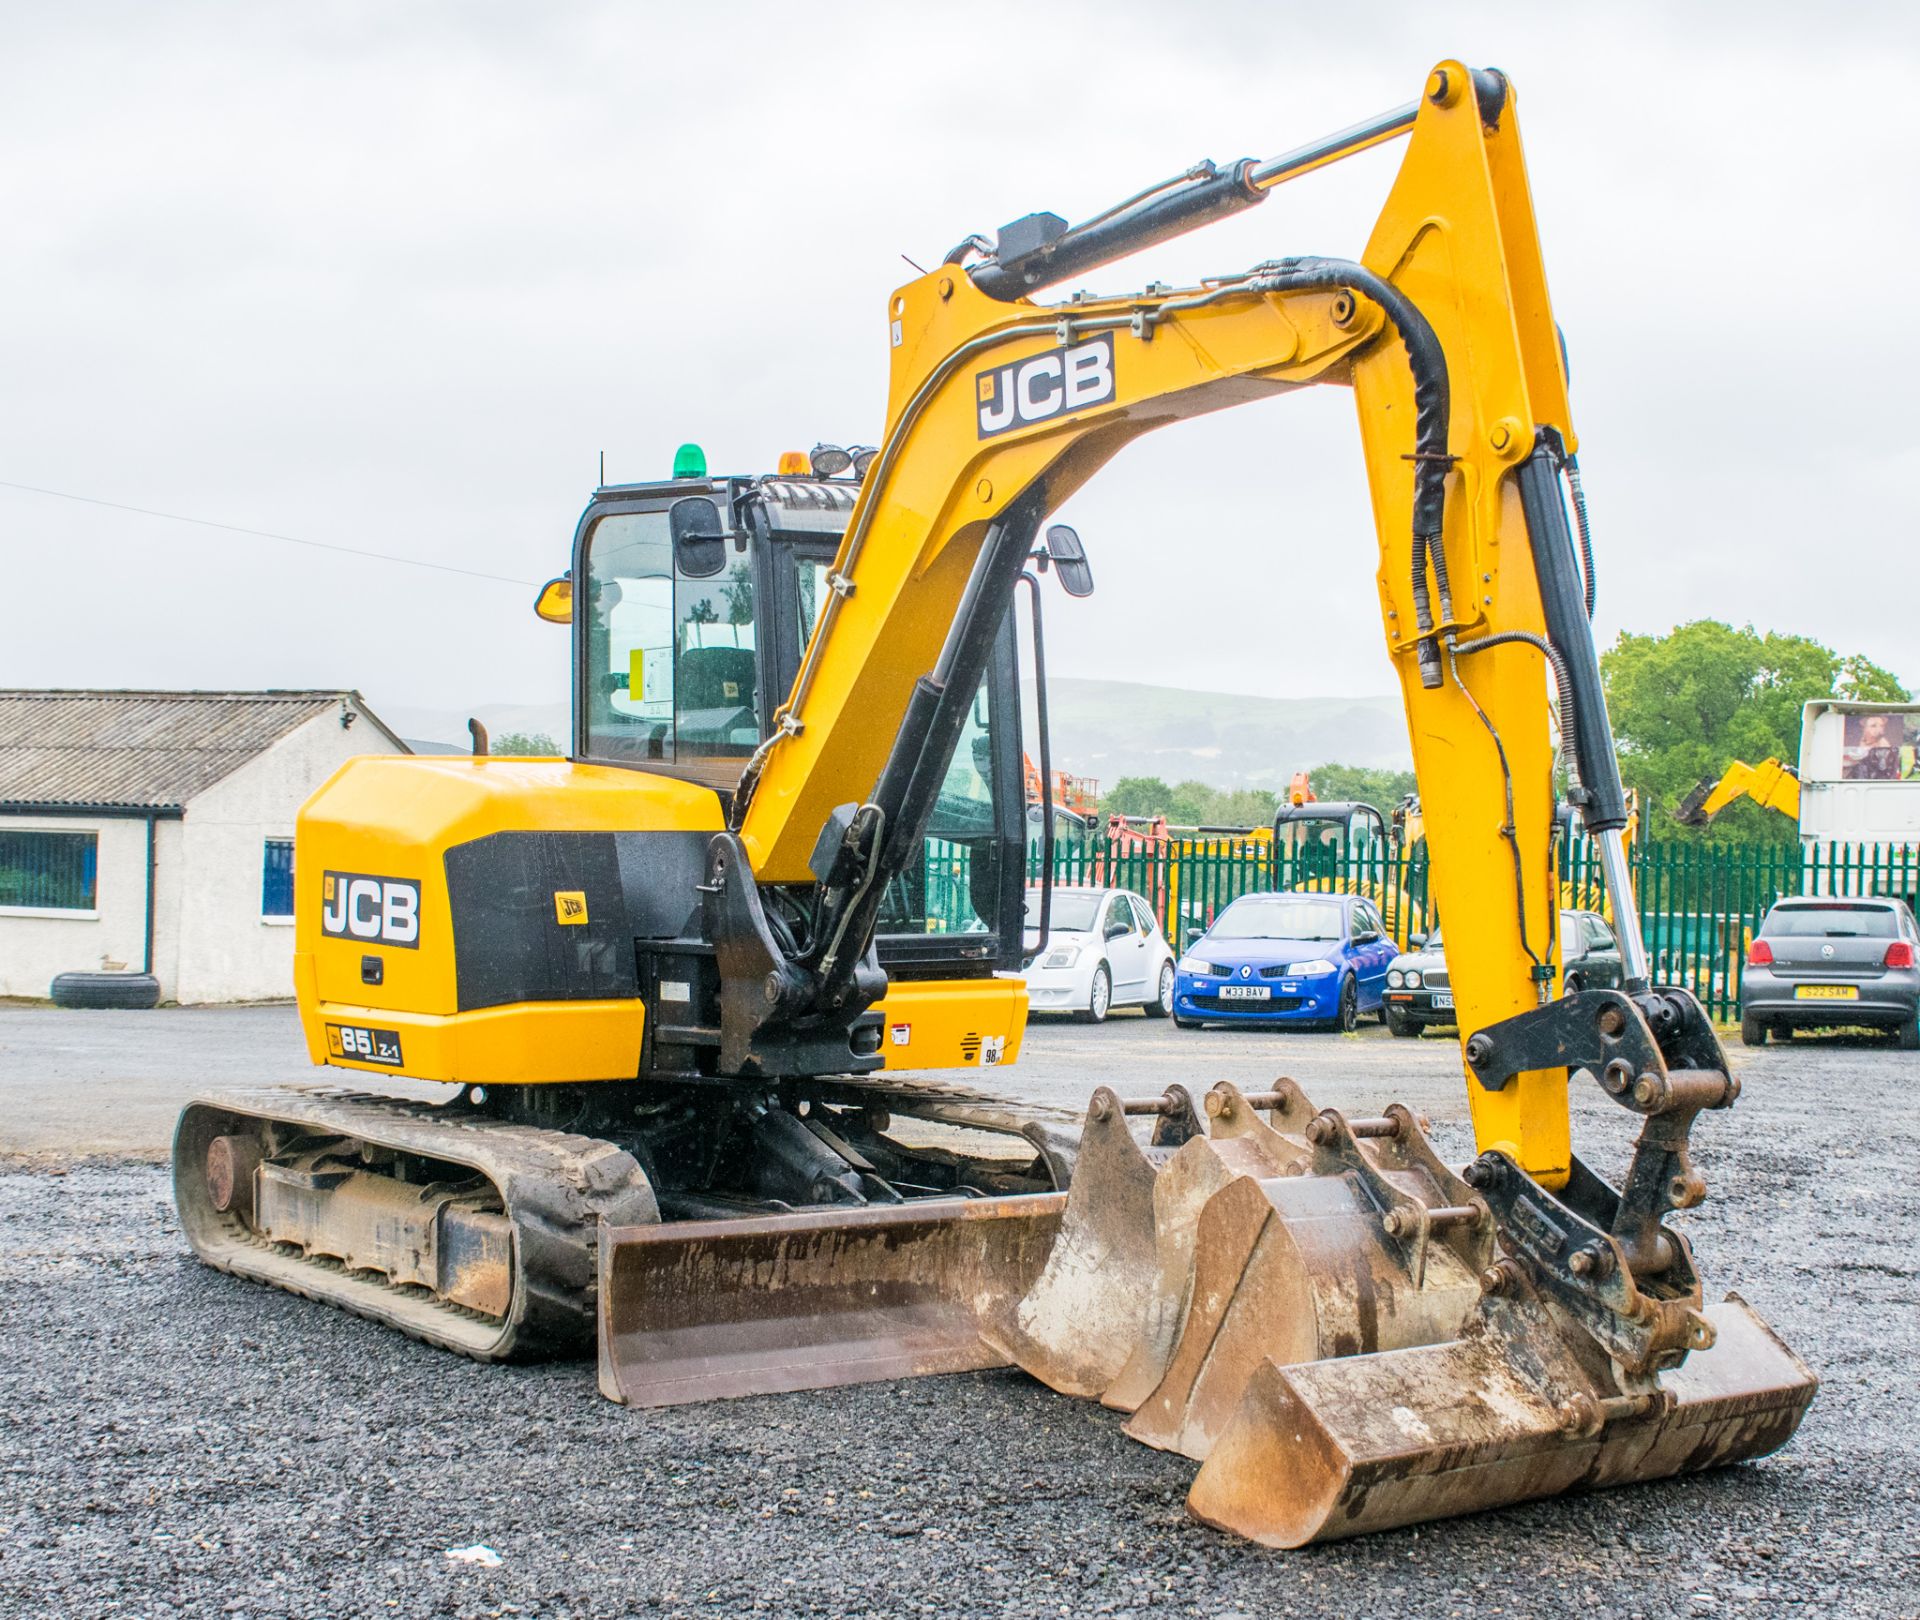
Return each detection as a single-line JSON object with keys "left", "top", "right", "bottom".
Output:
{"left": 385, "top": 680, "right": 1411, "bottom": 790}
{"left": 1043, "top": 678, "right": 1408, "bottom": 792}
{"left": 384, "top": 700, "right": 569, "bottom": 751}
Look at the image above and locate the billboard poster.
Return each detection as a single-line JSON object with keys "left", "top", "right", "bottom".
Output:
{"left": 1840, "top": 712, "right": 1920, "bottom": 780}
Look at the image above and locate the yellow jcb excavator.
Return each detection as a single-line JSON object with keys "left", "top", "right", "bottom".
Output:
{"left": 173, "top": 62, "right": 1813, "bottom": 1548}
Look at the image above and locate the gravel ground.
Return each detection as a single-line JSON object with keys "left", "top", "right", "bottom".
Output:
{"left": 2, "top": 1008, "right": 1916, "bottom": 1619}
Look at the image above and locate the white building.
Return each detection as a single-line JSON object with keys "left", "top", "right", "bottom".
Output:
{"left": 0, "top": 690, "right": 408, "bottom": 1003}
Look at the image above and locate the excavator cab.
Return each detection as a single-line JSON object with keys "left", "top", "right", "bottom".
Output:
{"left": 1271, "top": 799, "right": 1391, "bottom": 876}
{"left": 562, "top": 468, "right": 1032, "bottom": 976}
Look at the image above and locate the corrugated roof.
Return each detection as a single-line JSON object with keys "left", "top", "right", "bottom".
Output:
{"left": 0, "top": 690, "right": 403, "bottom": 810}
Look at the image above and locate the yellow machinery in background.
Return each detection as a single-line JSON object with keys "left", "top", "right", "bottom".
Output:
{"left": 174, "top": 62, "right": 1812, "bottom": 1549}
{"left": 1677, "top": 758, "right": 1801, "bottom": 829}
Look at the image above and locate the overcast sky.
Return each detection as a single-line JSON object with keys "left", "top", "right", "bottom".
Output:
{"left": 4, "top": 2, "right": 1916, "bottom": 730}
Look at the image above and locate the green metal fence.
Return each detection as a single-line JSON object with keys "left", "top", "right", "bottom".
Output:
{"left": 1006, "top": 834, "right": 1920, "bottom": 1024}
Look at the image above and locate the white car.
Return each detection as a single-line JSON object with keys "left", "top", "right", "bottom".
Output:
{"left": 1021, "top": 886, "right": 1176, "bottom": 1022}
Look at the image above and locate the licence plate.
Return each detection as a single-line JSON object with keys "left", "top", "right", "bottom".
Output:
{"left": 1431, "top": 992, "right": 1454, "bottom": 1010}
{"left": 1794, "top": 984, "right": 1858, "bottom": 1001}
{"left": 1218, "top": 985, "right": 1271, "bottom": 1001}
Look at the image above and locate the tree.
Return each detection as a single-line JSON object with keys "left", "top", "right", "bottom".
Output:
{"left": 1103, "top": 776, "right": 1173, "bottom": 817}
{"left": 492, "top": 730, "right": 561, "bottom": 755}
{"left": 1295, "top": 763, "right": 1419, "bottom": 811}
{"left": 1602, "top": 620, "right": 1909, "bottom": 842}
{"left": 1102, "top": 767, "right": 1412, "bottom": 828}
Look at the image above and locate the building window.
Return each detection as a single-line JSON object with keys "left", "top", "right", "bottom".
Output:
{"left": 0, "top": 829, "right": 99, "bottom": 911}
{"left": 262, "top": 839, "right": 295, "bottom": 919}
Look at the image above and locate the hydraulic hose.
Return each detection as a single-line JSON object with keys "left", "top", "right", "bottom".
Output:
{"left": 1564, "top": 454, "right": 1595, "bottom": 618}
{"left": 1259, "top": 258, "right": 1455, "bottom": 685}
{"left": 1450, "top": 628, "right": 1579, "bottom": 792}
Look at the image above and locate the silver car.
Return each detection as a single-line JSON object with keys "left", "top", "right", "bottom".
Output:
{"left": 1021, "top": 886, "right": 1176, "bottom": 1023}
{"left": 1740, "top": 896, "right": 1920, "bottom": 1048}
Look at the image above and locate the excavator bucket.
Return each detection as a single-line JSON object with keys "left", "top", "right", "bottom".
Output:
{"left": 1675, "top": 777, "right": 1717, "bottom": 827}
{"left": 981, "top": 1085, "right": 1200, "bottom": 1396}
{"left": 597, "top": 1193, "right": 1064, "bottom": 1407}
{"left": 1121, "top": 1102, "right": 1489, "bottom": 1460}
{"left": 1187, "top": 1292, "right": 1817, "bottom": 1547}
{"left": 1098, "top": 1081, "right": 1319, "bottom": 1413}
{"left": 988, "top": 1078, "right": 1817, "bottom": 1547}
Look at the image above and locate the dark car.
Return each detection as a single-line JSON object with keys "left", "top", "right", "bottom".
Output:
{"left": 1739, "top": 897, "right": 1920, "bottom": 1048}
{"left": 1173, "top": 890, "right": 1398, "bottom": 1031}
{"left": 1382, "top": 908, "right": 1624, "bottom": 1037}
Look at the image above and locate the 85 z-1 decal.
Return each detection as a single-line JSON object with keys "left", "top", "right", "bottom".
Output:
{"left": 325, "top": 1023, "right": 404, "bottom": 1067}
{"left": 976, "top": 334, "right": 1115, "bottom": 438}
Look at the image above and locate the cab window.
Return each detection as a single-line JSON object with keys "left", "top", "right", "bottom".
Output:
{"left": 877, "top": 676, "right": 1004, "bottom": 936}
{"left": 582, "top": 510, "right": 759, "bottom": 764}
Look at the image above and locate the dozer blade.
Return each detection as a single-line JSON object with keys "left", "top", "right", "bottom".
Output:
{"left": 597, "top": 1193, "right": 1064, "bottom": 1407}
{"left": 1185, "top": 1291, "right": 1817, "bottom": 1548}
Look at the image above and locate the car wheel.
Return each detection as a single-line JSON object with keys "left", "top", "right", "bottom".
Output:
{"left": 1898, "top": 1014, "right": 1920, "bottom": 1052}
{"left": 1740, "top": 1013, "right": 1767, "bottom": 1047}
{"left": 1336, "top": 976, "right": 1358, "bottom": 1033}
{"left": 1386, "top": 1006, "right": 1419, "bottom": 1038}
{"left": 49, "top": 971, "right": 161, "bottom": 1010}
{"left": 1076, "top": 964, "right": 1112, "bottom": 1025}
{"left": 1143, "top": 961, "right": 1174, "bottom": 1019}
{"left": 1563, "top": 973, "right": 1585, "bottom": 996}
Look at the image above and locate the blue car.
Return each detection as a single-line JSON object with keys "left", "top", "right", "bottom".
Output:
{"left": 1173, "top": 890, "right": 1399, "bottom": 1030}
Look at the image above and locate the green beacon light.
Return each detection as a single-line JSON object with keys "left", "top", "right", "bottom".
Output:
{"left": 673, "top": 442, "right": 708, "bottom": 479}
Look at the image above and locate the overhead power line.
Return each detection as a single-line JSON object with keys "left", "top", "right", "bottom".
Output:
{"left": 0, "top": 477, "right": 537, "bottom": 587}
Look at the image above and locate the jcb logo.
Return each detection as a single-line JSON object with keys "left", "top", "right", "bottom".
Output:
{"left": 976, "top": 335, "right": 1115, "bottom": 439}
{"left": 321, "top": 871, "right": 421, "bottom": 949}
{"left": 553, "top": 890, "right": 589, "bottom": 926}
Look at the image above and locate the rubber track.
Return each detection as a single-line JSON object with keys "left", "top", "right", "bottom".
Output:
{"left": 174, "top": 1087, "right": 658, "bottom": 1363}
{"left": 176, "top": 1079, "right": 1077, "bottom": 1362}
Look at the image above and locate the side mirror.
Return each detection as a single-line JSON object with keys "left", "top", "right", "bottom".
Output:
{"left": 1045, "top": 524, "right": 1094, "bottom": 597}
{"left": 1106, "top": 917, "right": 1129, "bottom": 940}
{"left": 533, "top": 577, "right": 572, "bottom": 624}
{"left": 1408, "top": 932, "right": 1427, "bottom": 949}
{"left": 670, "top": 496, "right": 728, "bottom": 578}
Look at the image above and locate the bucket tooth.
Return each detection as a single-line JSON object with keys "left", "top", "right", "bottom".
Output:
{"left": 597, "top": 1193, "right": 1064, "bottom": 1407}
{"left": 980, "top": 1086, "right": 1198, "bottom": 1397}
{"left": 1185, "top": 1291, "right": 1816, "bottom": 1548}
{"left": 1124, "top": 1103, "right": 1487, "bottom": 1459}
{"left": 1101, "top": 1081, "right": 1313, "bottom": 1413}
